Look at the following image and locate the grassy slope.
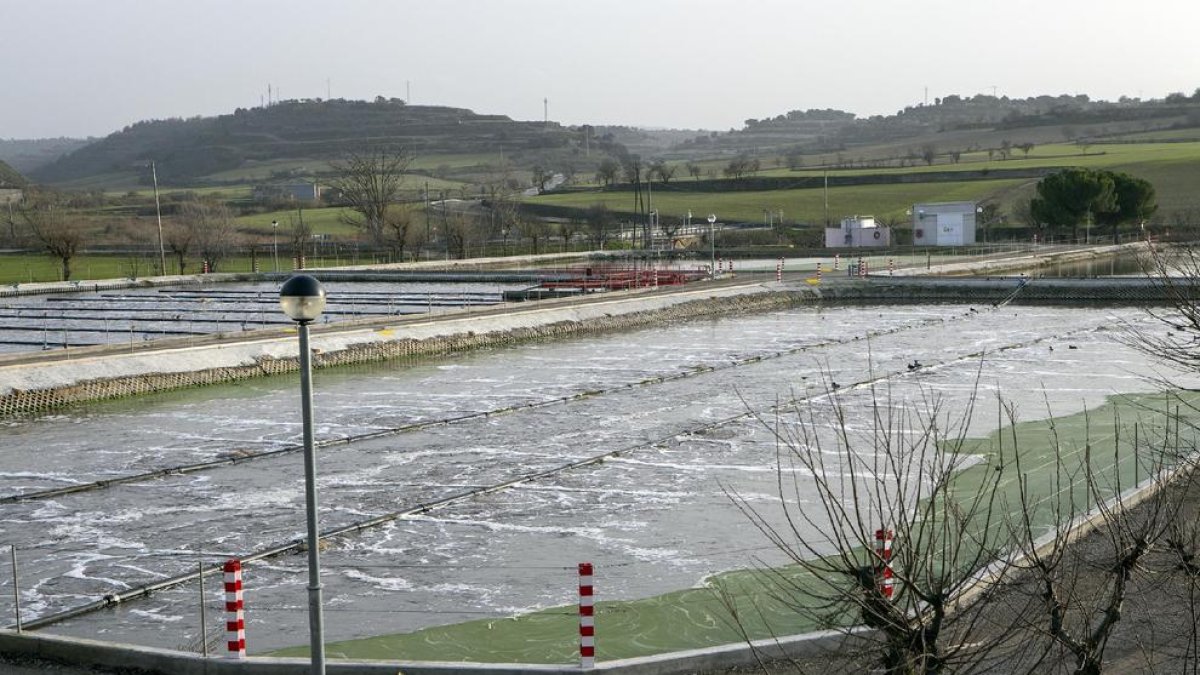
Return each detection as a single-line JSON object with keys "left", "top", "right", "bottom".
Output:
{"left": 532, "top": 179, "right": 1024, "bottom": 223}
{"left": 271, "top": 389, "right": 1197, "bottom": 663}
{"left": 535, "top": 141, "right": 1200, "bottom": 224}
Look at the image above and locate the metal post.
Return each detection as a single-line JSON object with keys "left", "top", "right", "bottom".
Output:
{"left": 11, "top": 545, "right": 21, "bottom": 633}
{"left": 151, "top": 162, "right": 167, "bottom": 277}
{"left": 707, "top": 214, "right": 717, "bottom": 277}
{"left": 272, "top": 221, "right": 280, "bottom": 273}
{"left": 298, "top": 322, "right": 326, "bottom": 674}
{"left": 199, "top": 560, "right": 208, "bottom": 657}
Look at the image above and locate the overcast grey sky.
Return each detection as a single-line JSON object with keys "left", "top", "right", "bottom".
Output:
{"left": 3, "top": 0, "right": 1198, "bottom": 139}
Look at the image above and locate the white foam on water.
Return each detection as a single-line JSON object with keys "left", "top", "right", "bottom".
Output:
{"left": 0, "top": 471, "right": 83, "bottom": 484}
{"left": 128, "top": 607, "right": 184, "bottom": 623}
{"left": 344, "top": 569, "right": 413, "bottom": 592}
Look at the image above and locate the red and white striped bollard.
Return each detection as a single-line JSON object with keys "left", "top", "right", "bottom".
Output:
{"left": 579, "top": 562, "right": 595, "bottom": 669}
{"left": 224, "top": 559, "right": 246, "bottom": 658}
{"left": 874, "top": 529, "right": 894, "bottom": 600}
{"left": 776, "top": 257, "right": 783, "bottom": 282}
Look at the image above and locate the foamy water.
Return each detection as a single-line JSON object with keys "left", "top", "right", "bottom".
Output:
{"left": 0, "top": 303, "right": 1190, "bottom": 651}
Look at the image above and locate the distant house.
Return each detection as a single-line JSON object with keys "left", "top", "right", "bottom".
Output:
{"left": 253, "top": 182, "right": 322, "bottom": 203}
{"left": 825, "top": 215, "right": 891, "bottom": 248}
{"left": 912, "top": 202, "right": 977, "bottom": 246}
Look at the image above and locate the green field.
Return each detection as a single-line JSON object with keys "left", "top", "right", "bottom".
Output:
{"left": 235, "top": 206, "right": 360, "bottom": 236}
{"left": 0, "top": 251, "right": 379, "bottom": 284}
{"left": 532, "top": 179, "right": 1026, "bottom": 224}
{"left": 271, "top": 389, "right": 1194, "bottom": 663}
{"left": 535, "top": 141, "right": 1200, "bottom": 224}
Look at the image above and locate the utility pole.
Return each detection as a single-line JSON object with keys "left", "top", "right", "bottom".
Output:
{"left": 823, "top": 170, "right": 829, "bottom": 226}
{"left": 423, "top": 181, "right": 431, "bottom": 260}
{"left": 151, "top": 162, "right": 167, "bottom": 276}
{"left": 646, "top": 172, "right": 653, "bottom": 249}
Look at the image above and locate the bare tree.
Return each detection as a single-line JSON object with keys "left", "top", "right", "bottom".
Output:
{"left": 517, "top": 218, "right": 549, "bottom": 255}
{"left": 1121, "top": 244, "right": 1200, "bottom": 374}
{"left": 20, "top": 189, "right": 85, "bottom": 281}
{"left": 531, "top": 165, "right": 552, "bottom": 193}
{"left": 329, "top": 148, "right": 413, "bottom": 247}
{"left": 650, "top": 159, "right": 677, "bottom": 185}
{"left": 595, "top": 158, "right": 620, "bottom": 187}
{"left": 164, "top": 220, "right": 194, "bottom": 275}
{"left": 686, "top": 162, "right": 703, "bottom": 181}
{"left": 441, "top": 208, "right": 478, "bottom": 260}
{"left": 660, "top": 217, "right": 683, "bottom": 247}
{"left": 179, "top": 199, "right": 238, "bottom": 273}
{"left": 1001, "top": 402, "right": 1196, "bottom": 675}
{"left": 585, "top": 203, "right": 614, "bottom": 249}
{"left": 724, "top": 155, "right": 757, "bottom": 180}
{"left": 921, "top": 144, "right": 937, "bottom": 166}
{"left": 730, "top": 381, "right": 1018, "bottom": 675}
{"left": 288, "top": 211, "right": 313, "bottom": 262}
{"left": 559, "top": 218, "right": 582, "bottom": 252}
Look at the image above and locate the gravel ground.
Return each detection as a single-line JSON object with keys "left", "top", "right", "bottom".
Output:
{"left": 709, "top": 469, "right": 1200, "bottom": 675}
{"left": 0, "top": 655, "right": 143, "bottom": 674}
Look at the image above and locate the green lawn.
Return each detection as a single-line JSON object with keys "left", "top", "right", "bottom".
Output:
{"left": 272, "top": 389, "right": 1196, "bottom": 663}
{"left": 236, "top": 206, "right": 360, "bottom": 236}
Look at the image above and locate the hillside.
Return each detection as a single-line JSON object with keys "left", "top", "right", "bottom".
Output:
{"left": 0, "top": 137, "right": 92, "bottom": 173}
{"left": 0, "top": 159, "right": 27, "bottom": 188}
{"left": 30, "top": 98, "right": 581, "bottom": 186}
{"left": 678, "top": 92, "right": 1200, "bottom": 158}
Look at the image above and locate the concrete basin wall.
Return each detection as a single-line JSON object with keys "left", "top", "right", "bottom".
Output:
{"left": 0, "top": 282, "right": 812, "bottom": 418}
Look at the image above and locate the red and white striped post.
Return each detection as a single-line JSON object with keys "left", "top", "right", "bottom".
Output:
{"left": 834, "top": 253, "right": 840, "bottom": 270}
{"left": 874, "top": 529, "right": 894, "bottom": 600}
{"left": 579, "top": 562, "right": 595, "bottom": 669}
{"left": 888, "top": 258, "right": 895, "bottom": 276}
{"left": 202, "top": 260, "right": 211, "bottom": 274}
{"left": 224, "top": 559, "right": 246, "bottom": 659}
{"left": 776, "top": 257, "right": 783, "bottom": 282}
{"left": 816, "top": 262, "right": 823, "bottom": 281}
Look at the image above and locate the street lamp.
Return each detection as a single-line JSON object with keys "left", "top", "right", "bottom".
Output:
{"left": 279, "top": 274, "right": 327, "bottom": 675}
{"left": 707, "top": 214, "right": 717, "bottom": 277}
{"left": 272, "top": 220, "right": 280, "bottom": 273}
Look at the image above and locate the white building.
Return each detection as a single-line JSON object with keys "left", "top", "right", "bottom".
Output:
{"left": 825, "top": 215, "right": 891, "bottom": 248}
{"left": 912, "top": 202, "right": 977, "bottom": 246}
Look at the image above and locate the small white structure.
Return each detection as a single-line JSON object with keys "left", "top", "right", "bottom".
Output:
{"left": 912, "top": 202, "right": 977, "bottom": 246}
{"left": 253, "top": 183, "right": 322, "bottom": 203}
{"left": 826, "top": 215, "right": 891, "bottom": 248}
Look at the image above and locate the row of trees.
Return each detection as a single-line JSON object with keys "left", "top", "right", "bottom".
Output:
{"left": 1029, "top": 168, "right": 1157, "bottom": 243}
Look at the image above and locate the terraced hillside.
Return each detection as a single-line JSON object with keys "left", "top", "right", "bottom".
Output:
{"left": 31, "top": 99, "right": 579, "bottom": 185}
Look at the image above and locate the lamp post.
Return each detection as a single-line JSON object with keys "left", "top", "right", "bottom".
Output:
{"left": 272, "top": 221, "right": 280, "bottom": 272}
{"left": 279, "top": 274, "right": 327, "bottom": 675}
{"left": 707, "top": 214, "right": 717, "bottom": 277}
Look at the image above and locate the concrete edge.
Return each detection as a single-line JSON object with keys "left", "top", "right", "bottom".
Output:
{"left": 0, "top": 625, "right": 871, "bottom": 675}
